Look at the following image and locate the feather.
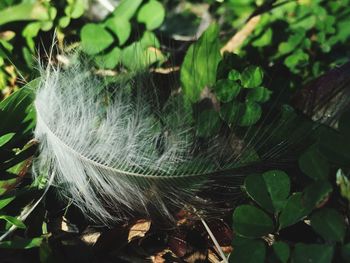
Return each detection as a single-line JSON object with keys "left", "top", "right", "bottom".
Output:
{"left": 32, "top": 61, "right": 234, "bottom": 224}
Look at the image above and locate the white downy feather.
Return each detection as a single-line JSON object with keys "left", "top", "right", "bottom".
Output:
{"left": 32, "top": 61, "right": 234, "bottom": 224}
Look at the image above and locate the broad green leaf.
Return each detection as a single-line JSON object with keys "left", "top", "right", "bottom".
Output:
{"left": 80, "top": 24, "right": 114, "bottom": 55}
{"left": 232, "top": 205, "right": 274, "bottom": 238}
{"left": 292, "top": 243, "right": 334, "bottom": 263}
{"left": 0, "top": 132, "right": 15, "bottom": 147}
{"left": 247, "top": 87, "right": 272, "bottom": 103}
{"left": 244, "top": 174, "right": 274, "bottom": 213}
{"left": 240, "top": 66, "right": 264, "bottom": 88}
{"left": 214, "top": 79, "right": 241, "bottom": 103}
{"left": 272, "top": 241, "right": 290, "bottom": 263}
{"left": 299, "top": 145, "right": 330, "bottom": 180}
{"left": 303, "top": 180, "right": 332, "bottom": 209}
{"left": 139, "top": 31, "right": 160, "bottom": 49}
{"left": 94, "top": 47, "right": 122, "bottom": 69}
{"left": 0, "top": 214, "right": 26, "bottom": 229}
{"left": 137, "top": 0, "right": 165, "bottom": 30}
{"left": 196, "top": 110, "right": 221, "bottom": 138}
{"left": 279, "top": 192, "right": 310, "bottom": 229}
{"left": 105, "top": 16, "right": 131, "bottom": 46}
{"left": 310, "top": 208, "right": 346, "bottom": 242}
{"left": 239, "top": 101, "right": 262, "bottom": 126}
{"left": 113, "top": 0, "right": 143, "bottom": 20}
{"left": 0, "top": 237, "right": 43, "bottom": 249}
{"left": 229, "top": 239, "right": 266, "bottom": 263}
{"left": 180, "top": 23, "right": 221, "bottom": 103}
{"left": 284, "top": 49, "right": 309, "bottom": 71}
{"left": 0, "top": 3, "right": 49, "bottom": 26}
{"left": 262, "top": 170, "right": 290, "bottom": 212}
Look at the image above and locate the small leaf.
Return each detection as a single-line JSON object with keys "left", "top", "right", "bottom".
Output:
{"left": 272, "top": 241, "right": 290, "bottom": 263}
{"left": 246, "top": 87, "right": 272, "bottom": 103}
{"left": 336, "top": 169, "right": 350, "bottom": 202}
{"left": 232, "top": 205, "right": 274, "bottom": 238}
{"left": 292, "top": 243, "right": 334, "bottom": 263}
{"left": 279, "top": 192, "right": 311, "bottom": 229}
{"left": 105, "top": 17, "right": 131, "bottom": 46}
{"left": 262, "top": 170, "right": 290, "bottom": 212}
{"left": 113, "top": 0, "right": 143, "bottom": 20}
{"left": 228, "top": 69, "right": 240, "bottom": 81}
{"left": 310, "top": 208, "right": 346, "bottom": 242}
{"left": 180, "top": 23, "right": 221, "bottom": 103}
{"left": 240, "top": 66, "right": 264, "bottom": 88}
{"left": 80, "top": 24, "right": 114, "bottom": 55}
{"left": 94, "top": 47, "right": 122, "bottom": 69}
{"left": 229, "top": 239, "right": 266, "bottom": 263}
{"left": 0, "top": 195, "right": 16, "bottom": 210}
{"left": 303, "top": 180, "right": 333, "bottom": 209}
{"left": 137, "top": 0, "right": 165, "bottom": 30}
{"left": 239, "top": 101, "right": 262, "bottom": 126}
{"left": 0, "top": 237, "right": 43, "bottom": 249}
{"left": 299, "top": 145, "right": 330, "bottom": 180}
{"left": 0, "top": 215, "right": 26, "bottom": 229}
{"left": 214, "top": 79, "right": 241, "bottom": 103}
{"left": 244, "top": 174, "right": 274, "bottom": 213}
{"left": 0, "top": 132, "right": 15, "bottom": 148}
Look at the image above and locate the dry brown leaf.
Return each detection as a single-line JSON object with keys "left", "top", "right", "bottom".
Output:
{"left": 128, "top": 219, "right": 151, "bottom": 242}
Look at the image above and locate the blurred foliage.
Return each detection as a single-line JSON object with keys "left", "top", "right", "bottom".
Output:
{"left": 0, "top": 0, "right": 350, "bottom": 262}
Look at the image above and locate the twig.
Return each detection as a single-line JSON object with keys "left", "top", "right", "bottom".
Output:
{"left": 220, "top": 15, "right": 261, "bottom": 54}
{"left": 200, "top": 217, "right": 228, "bottom": 263}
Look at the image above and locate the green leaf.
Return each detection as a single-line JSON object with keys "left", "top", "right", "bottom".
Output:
{"left": 262, "top": 170, "right": 290, "bottom": 212}
{"left": 279, "top": 192, "right": 311, "bottom": 229}
{"left": 240, "top": 66, "right": 264, "bottom": 88}
{"left": 64, "top": 0, "right": 85, "bottom": 19}
{"left": 299, "top": 145, "right": 330, "bottom": 180}
{"left": 180, "top": 23, "right": 221, "bottom": 103}
{"left": 0, "top": 195, "right": 15, "bottom": 209}
{"left": 284, "top": 49, "right": 309, "bottom": 71}
{"left": 303, "top": 180, "right": 332, "bottom": 209}
{"left": 239, "top": 101, "right": 262, "bottom": 126}
{"left": 59, "top": 16, "right": 70, "bottom": 28}
{"left": 113, "top": 0, "right": 143, "bottom": 20}
{"left": 214, "top": 79, "right": 241, "bottom": 103}
{"left": 292, "top": 243, "right": 334, "bottom": 263}
{"left": 105, "top": 17, "right": 131, "bottom": 46}
{"left": 246, "top": 87, "right": 272, "bottom": 103}
{"left": 272, "top": 241, "right": 290, "bottom": 263}
{"left": 232, "top": 205, "right": 274, "bottom": 238}
{"left": 244, "top": 174, "right": 274, "bottom": 213}
{"left": 228, "top": 69, "right": 241, "bottom": 81}
{"left": 80, "top": 24, "right": 114, "bottom": 55}
{"left": 0, "top": 215, "right": 26, "bottom": 229}
{"left": 94, "top": 47, "right": 122, "bottom": 69}
{"left": 336, "top": 169, "right": 350, "bottom": 202}
{"left": 0, "top": 3, "right": 49, "bottom": 26}
{"left": 196, "top": 110, "right": 221, "bottom": 138}
{"left": 229, "top": 239, "right": 266, "bottom": 263}
{"left": 0, "top": 237, "right": 43, "bottom": 249}
{"left": 252, "top": 28, "right": 273, "bottom": 47}
{"left": 0, "top": 132, "right": 15, "bottom": 148}
{"left": 310, "top": 208, "right": 346, "bottom": 242}
{"left": 137, "top": 0, "right": 165, "bottom": 30}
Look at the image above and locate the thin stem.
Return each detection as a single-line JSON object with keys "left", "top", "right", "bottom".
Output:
{"left": 200, "top": 217, "right": 228, "bottom": 263}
